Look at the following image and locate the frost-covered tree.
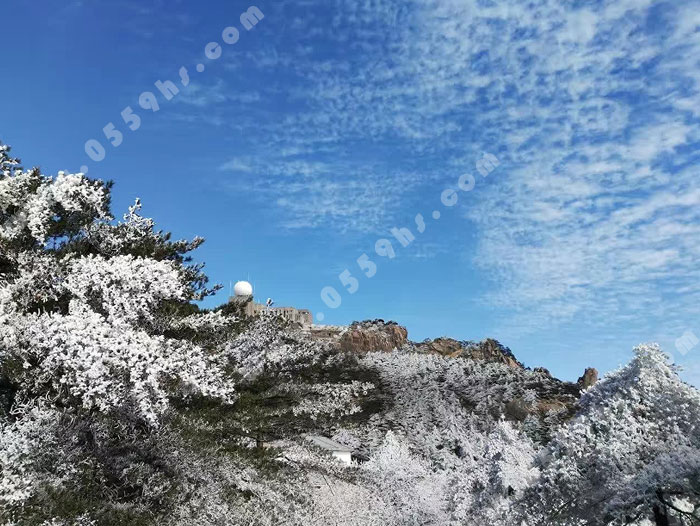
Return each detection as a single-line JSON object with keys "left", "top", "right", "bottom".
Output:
{"left": 360, "top": 430, "right": 450, "bottom": 524}
{"left": 207, "top": 315, "right": 374, "bottom": 447}
{"left": 520, "top": 344, "right": 700, "bottom": 526}
{"left": 0, "top": 142, "right": 235, "bottom": 523}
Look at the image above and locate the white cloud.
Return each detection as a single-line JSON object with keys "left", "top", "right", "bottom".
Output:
{"left": 177, "top": 79, "right": 260, "bottom": 108}
{"left": 219, "top": 158, "right": 254, "bottom": 173}
{"left": 177, "top": 80, "right": 229, "bottom": 107}
{"left": 220, "top": 154, "right": 429, "bottom": 232}
{"left": 214, "top": 0, "right": 700, "bottom": 348}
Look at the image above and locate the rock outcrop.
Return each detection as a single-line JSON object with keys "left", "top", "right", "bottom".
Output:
{"left": 577, "top": 367, "right": 599, "bottom": 390}
{"left": 338, "top": 320, "right": 408, "bottom": 353}
{"left": 416, "top": 337, "right": 523, "bottom": 368}
{"left": 335, "top": 321, "right": 524, "bottom": 369}
{"left": 466, "top": 339, "right": 523, "bottom": 368}
{"left": 415, "top": 337, "right": 464, "bottom": 358}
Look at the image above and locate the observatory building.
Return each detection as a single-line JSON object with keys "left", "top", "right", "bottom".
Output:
{"left": 230, "top": 280, "right": 313, "bottom": 327}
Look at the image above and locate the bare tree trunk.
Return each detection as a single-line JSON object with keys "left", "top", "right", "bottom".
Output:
{"left": 653, "top": 503, "right": 670, "bottom": 526}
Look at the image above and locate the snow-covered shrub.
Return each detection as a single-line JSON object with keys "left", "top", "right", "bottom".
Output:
{"left": 0, "top": 403, "right": 71, "bottom": 506}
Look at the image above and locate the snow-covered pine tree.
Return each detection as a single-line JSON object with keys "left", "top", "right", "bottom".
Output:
{"left": 0, "top": 142, "right": 235, "bottom": 523}
{"left": 204, "top": 314, "right": 375, "bottom": 448}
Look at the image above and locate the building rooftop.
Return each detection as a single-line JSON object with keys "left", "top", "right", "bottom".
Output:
{"left": 306, "top": 435, "right": 352, "bottom": 452}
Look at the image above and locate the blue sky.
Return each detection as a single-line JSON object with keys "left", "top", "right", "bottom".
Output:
{"left": 3, "top": 0, "right": 700, "bottom": 384}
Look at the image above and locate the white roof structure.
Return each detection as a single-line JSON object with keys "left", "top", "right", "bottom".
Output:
{"left": 307, "top": 435, "right": 352, "bottom": 452}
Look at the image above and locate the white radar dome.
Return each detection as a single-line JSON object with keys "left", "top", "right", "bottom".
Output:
{"left": 233, "top": 281, "right": 253, "bottom": 297}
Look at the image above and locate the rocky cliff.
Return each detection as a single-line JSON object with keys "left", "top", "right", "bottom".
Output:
{"left": 338, "top": 319, "right": 408, "bottom": 353}
{"left": 415, "top": 337, "right": 523, "bottom": 368}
